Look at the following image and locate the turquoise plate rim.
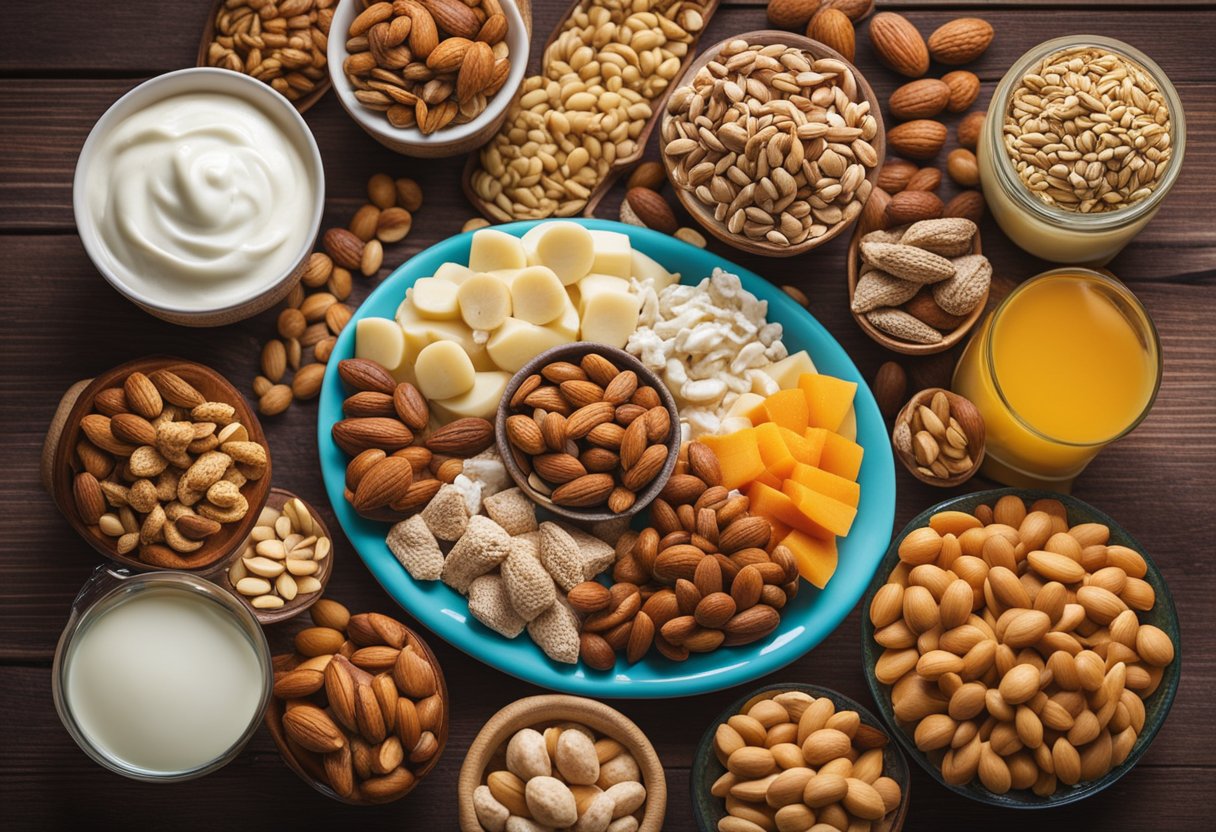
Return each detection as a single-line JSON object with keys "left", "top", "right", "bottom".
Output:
{"left": 317, "top": 219, "right": 896, "bottom": 698}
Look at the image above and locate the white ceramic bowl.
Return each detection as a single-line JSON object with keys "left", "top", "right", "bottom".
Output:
{"left": 327, "top": 0, "right": 530, "bottom": 157}
{"left": 73, "top": 67, "right": 325, "bottom": 327}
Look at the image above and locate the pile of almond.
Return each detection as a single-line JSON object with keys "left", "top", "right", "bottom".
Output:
{"left": 892, "top": 389, "right": 984, "bottom": 483}
{"left": 857, "top": 12, "right": 994, "bottom": 230}
{"left": 572, "top": 441, "right": 796, "bottom": 667}
{"left": 710, "top": 688, "right": 904, "bottom": 831}
{"left": 272, "top": 599, "right": 446, "bottom": 803}
{"left": 341, "top": 0, "right": 512, "bottom": 133}
{"left": 474, "top": 721, "right": 648, "bottom": 830}
{"left": 504, "top": 352, "right": 673, "bottom": 514}
{"left": 71, "top": 367, "right": 269, "bottom": 569}
{"left": 255, "top": 173, "right": 418, "bottom": 416}
{"left": 332, "top": 357, "right": 494, "bottom": 521}
{"left": 765, "top": 1, "right": 876, "bottom": 59}
{"left": 852, "top": 218, "right": 991, "bottom": 345}
{"left": 870, "top": 495, "right": 1175, "bottom": 797}
{"left": 205, "top": 0, "right": 332, "bottom": 104}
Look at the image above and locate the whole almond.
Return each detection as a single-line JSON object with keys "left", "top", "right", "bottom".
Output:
{"left": 947, "top": 149, "right": 980, "bottom": 187}
{"left": 344, "top": 391, "right": 396, "bottom": 418}
{"left": 621, "top": 445, "right": 668, "bottom": 491}
{"left": 392, "top": 383, "right": 429, "bottom": 430}
{"left": 506, "top": 415, "right": 546, "bottom": 455}
{"left": 350, "top": 203, "right": 382, "bottom": 242}
{"left": 292, "top": 364, "right": 326, "bottom": 401}
{"left": 888, "top": 78, "right": 950, "bottom": 120}
{"left": 377, "top": 207, "right": 413, "bottom": 243}
{"left": 957, "top": 110, "right": 986, "bottom": 150}
{"left": 338, "top": 358, "right": 397, "bottom": 395}
{"left": 148, "top": 370, "right": 205, "bottom": 408}
{"left": 886, "top": 190, "right": 944, "bottom": 224}
{"left": 822, "top": 0, "right": 874, "bottom": 21}
{"left": 303, "top": 251, "right": 334, "bottom": 288}
{"left": 324, "top": 227, "right": 365, "bottom": 270}
{"left": 122, "top": 372, "right": 162, "bottom": 418}
{"left": 283, "top": 705, "right": 346, "bottom": 753}
{"left": 425, "top": 417, "right": 494, "bottom": 455}
{"left": 626, "top": 161, "right": 665, "bottom": 191}
{"left": 110, "top": 413, "right": 157, "bottom": 446}
{"left": 551, "top": 474, "right": 615, "bottom": 507}
{"left": 626, "top": 610, "right": 655, "bottom": 663}
{"left": 927, "top": 18, "right": 994, "bottom": 65}
{"left": 807, "top": 8, "right": 855, "bottom": 62}
{"left": 533, "top": 453, "right": 587, "bottom": 484}
{"left": 687, "top": 442, "right": 723, "bottom": 486}
{"left": 887, "top": 120, "right": 947, "bottom": 160}
{"left": 625, "top": 188, "right": 678, "bottom": 234}
{"left": 260, "top": 384, "right": 293, "bottom": 416}
{"left": 332, "top": 417, "right": 414, "bottom": 454}
{"left": 942, "top": 70, "right": 980, "bottom": 112}
{"left": 73, "top": 472, "right": 106, "bottom": 525}
{"left": 353, "top": 457, "right": 414, "bottom": 512}
{"left": 568, "top": 581, "right": 612, "bottom": 614}
{"left": 559, "top": 380, "right": 605, "bottom": 409}
{"left": 93, "top": 387, "right": 128, "bottom": 417}
{"left": 905, "top": 167, "right": 942, "bottom": 193}
{"left": 945, "top": 190, "right": 986, "bottom": 222}
{"left": 876, "top": 159, "right": 917, "bottom": 194}
{"left": 869, "top": 12, "right": 929, "bottom": 78}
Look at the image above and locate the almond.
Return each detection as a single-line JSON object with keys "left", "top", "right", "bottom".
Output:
{"left": 687, "top": 442, "right": 723, "bottom": 486}
{"left": 620, "top": 444, "right": 668, "bottom": 492}
{"left": 659, "top": 474, "right": 707, "bottom": 505}
{"left": 324, "top": 227, "right": 365, "bottom": 270}
{"left": 456, "top": 40, "right": 494, "bottom": 104}
{"left": 422, "top": 0, "right": 480, "bottom": 38}
{"left": 719, "top": 516, "right": 772, "bottom": 553}
{"left": 807, "top": 8, "right": 854, "bottom": 62}
{"left": 869, "top": 12, "right": 929, "bottom": 78}
{"left": 957, "top": 110, "right": 985, "bottom": 150}
{"left": 558, "top": 380, "right": 604, "bottom": 409}
{"left": 731, "top": 565, "right": 764, "bottom": 610}
{"left": 332, "top": 417, "right": 414, "bottom": 455}
{"left": 886, "top": 189, "right": 944, "bottom": 225}
{"left": 551, "top": 473, "right": 615, "bottom": 507}
{"left": 476, "top": 12, "right": 508, "bottom": 45}
{"left": 877, "top": 159, "right": 917, "bottom": 194}
{"left": 344, "top": 391, "right": 397, "bottom": 418}
{"left": 393, "top": 646, "right": 438, "bottom": 699}
{"left": 695, "top": 592, "right": 737, "bottom": 629}
{"left": 176, "top": 513, "right": 221, "bottom": 540}
{"left": 73, "top": 472, "right": 105, "bottom": 525}
{"left": 905, "top": 167, "right": 941, "bottom": 193}
{"left": 93, "top": 387, "right": 128, "bottom": 417}
{"left": 392, "top": 383, "right": 429, "bottom": 430}
{"left": 80, "top": 414, "right": 137, "bottom": 456}
{"left": 822, "top": 0, "right": 873, "bottom": 22}
{"left": 506, "top": 415, "right": 546, "bottom": 455}
{"left": 425, "top": 35, "right": 472, "bottom": 72}
{"left": 425, "top": 417, "right": 493, "bottom": 455}
{"left": 581, "top": 353, "right": 619, "bottom": 387}
{"left": 122, "top": 372, "right": 162, "bottom": 418}
{"left": 626, "top": 161, "right": 665, "bottom": 191}
{"left": 580, "top": 633, "right": 617, "bottom": 671}
{"left": 109, "top": 413, "right": 157, "bottom": 447}
{"left": 626, "top": 610, "right": 655, "bottom": 663}
{"left": 565, "top": 402, "right": 615, "bottom": 439}
{"left": 942, "top": 70, "right": 980, "bottom": 112}
{"left": 393, "top": 478, "right": 444, "bottom": 512}
{"left": 766, "top": 0, "right": 820, "bottom": 29}
{"left": 625, "top": 188, "right": 678, "bottom": 235}
{"left": 723, "top": 604, "right": 780, "bottom": 645}
{"left": 338, "top": 358, "right": 397, "bottom": 395}
{"left": 283, "top": 704, "right": 346, "bottom": 753}
{"left": 568, "top": 581, "right": 612, "bottom": 614}
{"left": 927, "top": 18, "right": 994, "bottom": 65}
{"left": 533, "top": 453, "right": 587, "bottom": 484}
{"left": 888, "top": 78, "right": 950, "bottom": 120}
{"left": 944, "top": 190, "right": 986, "bottom": 223}
{"left": 887, "top": 119, "right": 947, "bottom": 160}
{"left": 148, "top": 370, "right": 205, "bottom": 408}
{"left": 904, "top": 290, "right": 967, "bottom": 331}
{"left": 353, "top": 457, "right": 414, "bottom": 512}
{"left": 292, "top": 364, "right": 326, "bottom": 401}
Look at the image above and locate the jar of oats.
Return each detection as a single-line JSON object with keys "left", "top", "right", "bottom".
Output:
{"left": 978, "top": 36, "right": 1184, "bottom": 265}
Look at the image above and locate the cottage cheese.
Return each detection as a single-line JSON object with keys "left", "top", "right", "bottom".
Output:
{"left": 628, "top": 268, "right": 787, "bottom": 438}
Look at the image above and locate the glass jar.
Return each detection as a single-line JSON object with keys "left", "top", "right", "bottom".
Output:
{"left": 52, "top": 567, "right": 272, "bottom": 782}
{"left": 978, "top": 36, "right": 1185, "bottom": 266}
{"left": 952, "top": 268, "right": 1161, "bottom": 491}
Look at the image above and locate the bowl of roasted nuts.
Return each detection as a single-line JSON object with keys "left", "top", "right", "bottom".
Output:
{"left": 862, "top": 489, "right": 1181, "bottom": 807}
{"left": 43, "top": 357, "right": 273, "bottom": 572}
{"left": 692, "top": 683, "right": 911, "bottom": 832}
{"left": 327, "top": 0, "right": 531, "bottom": 157}
{"left": 495, "top": 343, "right": 682, "bottom": 523}
{"left": 660, "top": 31, "right": 884, "bottom": 256}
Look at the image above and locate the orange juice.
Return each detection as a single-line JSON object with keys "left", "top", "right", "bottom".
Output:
{"left": 953, "top": 269, "right": 1160, "bottom": 490}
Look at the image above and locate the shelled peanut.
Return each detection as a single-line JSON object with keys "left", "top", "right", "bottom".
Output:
{"left": 571, "top": 441, "right": 797, "bottom": 667}
{"left": 504, "top": 353, "right": 673, "bottom": 513}
{"left": 892, "top": 389, "right": 984, "bottom": 482}
{"left": 205, "top": 0, "right": 332, "bottom": 104}
{"left": 272, "top": 599, "right": 446, "bottom": 803}
{"left": 72, "top": 368, "right": 269, "bottom": 568}
{"left": 473, "top": 722, "right": 648, "bottom": 831}
{"left": 711, "top": 689, "right": 903, "bottom": 832}
{"left": 229, "top": 497, "right": 330, "bottom": 610}
{"left": 332, "top": 357, "right": 494, "bottom": 521}
{"left": 342, "top": 0, "right": 513, "bottom": 133}
{"left": 869, "top": 495, "right": 1176, "bottom": 796}
{"left": 254, "top": 173, "right": 418, "bottom": 416}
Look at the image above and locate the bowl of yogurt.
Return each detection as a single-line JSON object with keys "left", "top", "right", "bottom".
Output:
{"left": 74, "top": 67, "right": 324, "bottom": 326}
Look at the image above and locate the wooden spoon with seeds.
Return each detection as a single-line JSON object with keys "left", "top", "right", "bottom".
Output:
{"left": 197, "top": 0, "right": 331, "bottom": 114}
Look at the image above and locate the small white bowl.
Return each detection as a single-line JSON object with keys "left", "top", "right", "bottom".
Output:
{"left": 73, "top": 67, "right": 325, "bottom": 327}
{"left": 327, "top": 0, "right": 530, "bottom": 158}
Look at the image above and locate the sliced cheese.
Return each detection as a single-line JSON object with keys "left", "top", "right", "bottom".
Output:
{"left": 410, "top": 277, "right": 460, "bottom": 320}
{"left": 487, "top": 318, "right": 570, "bottom": 373}
{"left": 588, "top": 229, "right": 632, "bottom": 278}
{"left": 415, "top": 340, "right": 476, "bottom": 401}
{"left": 355, "top": 317, "right": 408, "bottom": 379}
{"left": 524, "top": 220, "right": 595, "bottom": 285}
{"left": 469, "top": 228, "right": 527, "bottom": 272}
{"left": 432, "top": 371, "right": 511, "bottom": 422}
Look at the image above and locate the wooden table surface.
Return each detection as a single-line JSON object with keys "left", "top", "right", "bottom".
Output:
{"left": 2, "top": 1, "right": 1214, "bottom": 829}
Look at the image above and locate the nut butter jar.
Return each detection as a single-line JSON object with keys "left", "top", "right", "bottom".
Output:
{"left": 978, "top": 36, "right": 1185, "bottom": 266}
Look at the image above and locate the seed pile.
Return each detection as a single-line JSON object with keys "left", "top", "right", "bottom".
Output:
{"left": 205, "top": 0, "right": 332, "bottom": 104}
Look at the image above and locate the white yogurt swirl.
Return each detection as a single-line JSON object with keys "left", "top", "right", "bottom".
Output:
{"left": 85, "top": 91, "right": 314, "bottom": 311}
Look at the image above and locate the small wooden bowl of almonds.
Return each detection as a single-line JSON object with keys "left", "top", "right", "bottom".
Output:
{"left": 847, "top": 218, "right": 990, "bottom": 355}
{"left": 892, "top": 388, "right": 986, "bottom": 487}
{"left": 222, "top": 488, "right": 334, "bottom": 625}
{"left": 42, "top": 357, "right": 273, "bottom": 572}
{"left": 692, "top": 683, "right": 911, "bottom": 832}
{"left": 457, "top": 694, "right": 667, "bottom": 832}
{"left": 495, "top": 343, "right": 681, "bottom": 524}
{"left": 660, "top": 31, "right": 885, "bottom": 256}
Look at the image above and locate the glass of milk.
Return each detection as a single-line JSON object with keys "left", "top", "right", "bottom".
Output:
{"left": 52, "top": 567, "right": 272, "bottom": 781}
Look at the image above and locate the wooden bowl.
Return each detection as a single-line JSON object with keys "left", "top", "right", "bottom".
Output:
{"left": 328, "top": 0, "right": 532, "bottom": 158}
{"left": 264, "top": 619, "right": 450, "bottom": 804}
{"left": 847, "top": 224, "right": 989, "bottom": 355}
{"left": 660, "top": 31, "right": 885, "bottom": 257}
{"left": 42, "top": 357, "right": 272, "bottom": 573}
{"left": 219, "top": 488, "right": 334, "bottom": 626}
{"left": 892, "top": 387, "right": 986, "bottom": 487}
{"left": 196, "top": 0, "right": 330, "bottom": 113}
{"left": 494, "top": 343, "right": 681, "bottom": 524}
{"left": 457, "top": 694, "right": 668, "bottom": 832}
{"left": 462, "top": 0, "right": 721, "bottom": 221}
{"left": 691, "top": 683, "right": 911, "bottom": 832}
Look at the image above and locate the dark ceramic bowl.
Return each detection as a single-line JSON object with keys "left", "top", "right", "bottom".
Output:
{"left": 691, "top": 682, "right": 911, "bottom": 832}
{"left": 861, "top": 488, "right": 1181, "bottom": 808}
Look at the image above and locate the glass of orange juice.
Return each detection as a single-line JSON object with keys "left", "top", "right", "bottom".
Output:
{"left": 952, "top": 268, "right": 1161, "bottom": 491}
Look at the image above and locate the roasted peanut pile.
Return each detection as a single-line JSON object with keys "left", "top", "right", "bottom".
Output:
{"left": 870, "top": 495, "right": 1175, "bottom": 796}
{"left": 229, "top": 497, "right": 331, "bottom": 610}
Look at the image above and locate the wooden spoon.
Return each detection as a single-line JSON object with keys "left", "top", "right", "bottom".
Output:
{"left": 197, "top": 0, "right": 330, "bottom": 114}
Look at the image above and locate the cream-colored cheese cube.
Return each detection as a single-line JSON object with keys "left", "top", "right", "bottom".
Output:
{"left": 508, "top": 266, "right": 567, "bottom": 325}
{"left": 576, "top": 274, "right": 632, "bottom": 315}
{"left": 546, "top": 297, "right": 580, "bottom": 340}
{"left": 469, "top": 228, "right": 527, "bottom": 272}
{"left": 760, "top": 350, "right": 819, "bottom": 389}
{"left": 410, "top": 277, "right": 460, "bottom": 320}
{"left": 396, "top": 300, "right": 494, "bottom": 371}
{"left": 415, "top": 340, "right": 476, "bottom": 400}
{"left": 486, "top": 317, "right": 570, "bottom": 373}
{"left": 588, "top": 229, "right": 633, "bottom": 278}
{"left": 631, "top": 250, "right": 679, "bottom": 290}
{"left": 579, "top": 289, "right": 640, "bottom": 349}
{"left": 431, "top": 371, "right": 511, "bottom": 422}
{"left": 523, "top": 221, "right": 595, "bottom": 285}
{"left": 838, "top": 406, "right": 857, "bottom": 442}
{"left": 727, "top": 392, "right": 765, "bottom": 418}
{"left": 457, "top": 273, "right": 512, "bottom": 331}
{"left": 434, "top": 262, "right": 474, "bottom": 283}
{"left": 354, "top": 317, "right": 407, "bottom": 376}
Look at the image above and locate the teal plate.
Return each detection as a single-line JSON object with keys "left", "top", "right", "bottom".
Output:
{"left": 317, "top": 219, "right": 896, "bottom": 697}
